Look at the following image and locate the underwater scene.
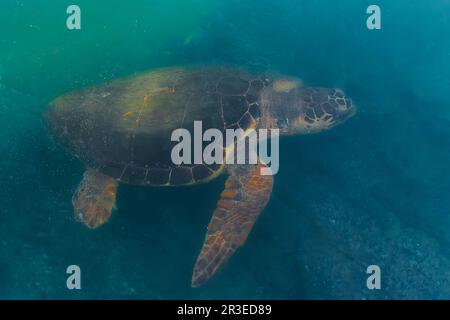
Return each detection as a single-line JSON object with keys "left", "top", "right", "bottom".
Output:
{"left": 1, "top": 0, "right": 450, "bottom": 299}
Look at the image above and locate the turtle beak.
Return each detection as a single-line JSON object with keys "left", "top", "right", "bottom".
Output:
{"left": 335, "top": 91, "right": 356, "bottom": 122}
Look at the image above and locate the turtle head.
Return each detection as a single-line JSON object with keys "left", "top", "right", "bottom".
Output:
{"left": 262, "top": 83, "right": 356, "bottom": 135}
{"left": 291, "top": 87, "right": 356, "bottom": 134}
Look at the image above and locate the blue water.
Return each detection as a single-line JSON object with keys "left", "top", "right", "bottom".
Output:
{"left": 1, "top": 0, "right": 450, "bottom": 299}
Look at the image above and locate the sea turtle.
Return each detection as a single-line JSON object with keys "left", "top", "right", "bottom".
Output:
{"left": 45, "top": 66, "right": 356, "bottom": 287}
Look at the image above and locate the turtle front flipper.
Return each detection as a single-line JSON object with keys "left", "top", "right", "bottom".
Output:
{"left": 72, "top": 169, "right": 118, "bottom": 229}
{"left": 192, "top": 163, "right": 274, "bottom": 287}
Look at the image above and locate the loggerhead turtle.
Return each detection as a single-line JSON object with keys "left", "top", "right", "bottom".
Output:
{"left": 45, "top": 66, "right": 356, "bottom": 287}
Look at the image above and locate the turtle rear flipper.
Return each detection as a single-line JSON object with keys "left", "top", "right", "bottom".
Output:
{"left": 192, "top": 162, "right": 274, "bottom": 287}
{"left": 72, "top": 169, "right": 118, "bottom": 229}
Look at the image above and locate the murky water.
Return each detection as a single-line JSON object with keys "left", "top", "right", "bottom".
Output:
{"left": 1, "top": 0, "right": 450, "bottom": 299}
